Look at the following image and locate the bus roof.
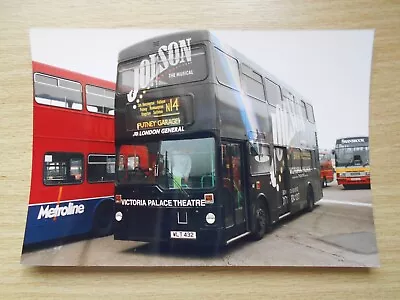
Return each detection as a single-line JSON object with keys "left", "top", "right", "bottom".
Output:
{"left": 117, "top": 30, "right": 313, "bottom": 107}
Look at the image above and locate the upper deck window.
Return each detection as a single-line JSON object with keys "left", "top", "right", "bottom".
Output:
{"left": 241, "top": 64, "right": 265, "bottom": 101}
{"left": 305, "top": 102, "right": 315, "bottom": 123}
{"left": 282, "top": 88, "right": 295, "bottom": 102}
{"left": 265, "top": 78, "right": 282, "bottom": 106}
{"left": 34, "top": 73, "right": 82, "bottom": 110}
{"left": 300, "top": 100, "right": 308, "bottom": 120}
{"left": 214, "top": 48, "right": 241, "bottom": 91}
{"left": 86, "top": 85, "right": 115, "bottom": 115}
{"left": 117, "top": 46, "right": 207, "bottom": 94}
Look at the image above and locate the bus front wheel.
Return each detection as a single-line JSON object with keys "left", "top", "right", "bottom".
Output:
{"left": 250, "top": 199, "right": 271, "bottom": 241}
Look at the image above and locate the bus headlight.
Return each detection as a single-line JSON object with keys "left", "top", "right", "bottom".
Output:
{"left": 115, "top": 211, "right": 123, "bottom": 222}
{"left": 205, "top": 213, "right": 216, "bottom": 224}
{"left": 366, "top": 172, "right": 370, "bottom": 176}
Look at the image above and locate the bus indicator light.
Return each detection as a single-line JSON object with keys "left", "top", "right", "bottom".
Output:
{"left": 204, "top": 193, "right": 214, "bottom": 204}
{"left": 256, "top": 181, "right": 261, "bottom": 190}
{"left": 115, "top": 194, "right": 122, "bottom": 203}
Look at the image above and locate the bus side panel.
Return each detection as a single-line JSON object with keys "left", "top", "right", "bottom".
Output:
{"left": 23, "top": 197, "right": 113, "bottom": 245}
{"left": 25, "top": 135, "right": 114, "bottom": 245}
{"left": 312, "top": 168, "right": 323, "bottom": 201}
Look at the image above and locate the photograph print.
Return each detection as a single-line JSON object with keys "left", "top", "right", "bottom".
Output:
{"left": 21, "top": 28, "right": 378, "bottom": 267}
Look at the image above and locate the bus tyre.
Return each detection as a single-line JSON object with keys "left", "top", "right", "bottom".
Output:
{"left": 92, "top": 201, "right": 113, "bottom": 237}
{"left": 250, "top": 200, "right": 271, "bottom": 241}
{"left": 321, "top": 177, "right": 327, "bottom": 188}
{"left": 306, "top": 186, "right": 315, "bottom": 212}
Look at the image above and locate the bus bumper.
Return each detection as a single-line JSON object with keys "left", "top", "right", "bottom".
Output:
{"left": 113, "top": 207, "right": 225, "bottom": 246}
{"left": 114, "top": 226, "right": 225, "bottom": 246}
{"left": 337, "top": 176, "right": 370, "bottom": 185}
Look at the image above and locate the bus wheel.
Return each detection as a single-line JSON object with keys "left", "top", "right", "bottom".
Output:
{"left": 306, "top": 186, "right": 315, "bottom": 212}
{"left": 322, "top": 177, "right": 327, "bottom": 188}
{"left": 92, "top": 201, "right": 113, "bottom": 237}
{"left": 250, "top": 199, "right": 270, "bottom": 241}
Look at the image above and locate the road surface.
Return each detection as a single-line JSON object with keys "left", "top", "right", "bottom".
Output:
{"left": 21, "top": 182, "right": 379, "bottom": 267}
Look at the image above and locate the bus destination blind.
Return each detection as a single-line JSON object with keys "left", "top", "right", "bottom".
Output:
{"left": 126, "top": 95, "right": 193, "bottom": 134}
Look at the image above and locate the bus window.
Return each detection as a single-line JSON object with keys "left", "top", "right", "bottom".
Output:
{"left": 34, "top": 73, "right": 83, "bottom": 110}
{"left": 305, "top": 103, "right": 315, "bottom": 123}
{"left": 43, "top": 152, "right": 83, "bottom": 185}
{"left": 214, "top": 47, "right": 241, "bottom": 91}
{"left": 249, "top": 143, "right": 271, "bottom": 175}
{"left": 301, "top": 150, "right": 312, "bottom": 170}
{"left": 265, "top": 77, "right": 282, "bottom": 106}
{"left": 86, "top": 85, "right": 115, "bottom": 115}
{"left": 300, "top": 101, "right": 308, "bottom": 120}
{"left": 117, "top": 145, "right": 149, "bottom": 183}
{"left": 242, "top": 64, "right": 265, "bottom": 101}
{"left": 87, "top": 154, "right": 116, "bottom": 183}
{"left": 159, "top": 138, "right": 216, "bottom": 189}
{"left": 290, "top": 148, "right": 302, "bottom": 173}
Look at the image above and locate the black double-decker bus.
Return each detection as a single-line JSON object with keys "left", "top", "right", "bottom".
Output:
{"left": 113, "top": 30, "right": 323, "bottom": 247}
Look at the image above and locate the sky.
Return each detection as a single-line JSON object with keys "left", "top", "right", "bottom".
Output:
{"left": 30, "top": 28, "right": 374, "bottom": 150}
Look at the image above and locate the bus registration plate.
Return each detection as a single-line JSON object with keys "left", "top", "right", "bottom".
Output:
{"left": 170, "top": 231, "right": 196, "bottom": 240}
{"left": 351, "top": 178, "right": 361, "bottom": 181}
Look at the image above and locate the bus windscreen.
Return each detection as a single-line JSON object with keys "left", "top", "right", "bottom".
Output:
{"left": 117, "top": 137, "right": 216, "bottom": 190}
{"left": 335, "top": 146, "right": 369, "bottom": 167}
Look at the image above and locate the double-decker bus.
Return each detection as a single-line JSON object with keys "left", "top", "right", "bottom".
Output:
{"left": 113, "top": 30, "right": 323, "bottom": 247}
{"left": 334, "top": 136, "right": 370, "bottom": 189}
{"left": 319, "top": 149, "right": 334, "bottom": 188}
{"left": 22, "top": 61, "right": 116, "bottom": 247}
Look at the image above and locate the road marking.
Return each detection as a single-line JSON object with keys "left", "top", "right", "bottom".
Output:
{"left": 319, "top": 199, "right": 372, "bottom": 208}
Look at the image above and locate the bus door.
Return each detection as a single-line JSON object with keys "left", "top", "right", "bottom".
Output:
{"left": 274, "top": 147, "right": 291, "bottom": 217}
{"left": 220, "top": 142, "right": 248, "bottom": 236}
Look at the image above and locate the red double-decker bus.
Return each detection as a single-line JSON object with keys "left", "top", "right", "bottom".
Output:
{"left": 319, "top": 150, "right": 334, "bottom": 188}
{"left": 22, "top": 61, "right": 116, "bottom": 247}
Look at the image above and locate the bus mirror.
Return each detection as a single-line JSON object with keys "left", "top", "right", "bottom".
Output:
{"left": 331, "top": 149, "right": 335, "bottom": 155}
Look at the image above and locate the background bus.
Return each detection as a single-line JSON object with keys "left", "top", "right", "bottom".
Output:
{"left": 22, "top": 61, "right": 116, "bottom": 247}
{"left": 334, "top": 136, "right": 370, "bottom": 189}
{"left": 319, "top": 149, "right": 334, "bottom": 188}
{"left": 113, "top": 30, "right": 323, "bottom": 247}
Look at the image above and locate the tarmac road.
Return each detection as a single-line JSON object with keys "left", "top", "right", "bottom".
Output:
{"left": 21, "top": 181, "right": 379, "bottom": 267}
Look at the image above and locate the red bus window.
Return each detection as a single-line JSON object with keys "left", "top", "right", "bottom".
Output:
{"left": 43, "top": 152, "right": 83, "bottom": 185}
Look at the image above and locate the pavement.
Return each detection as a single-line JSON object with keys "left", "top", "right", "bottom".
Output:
{"left": 20, "top": 182, "right": 379, "bottom": 267}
